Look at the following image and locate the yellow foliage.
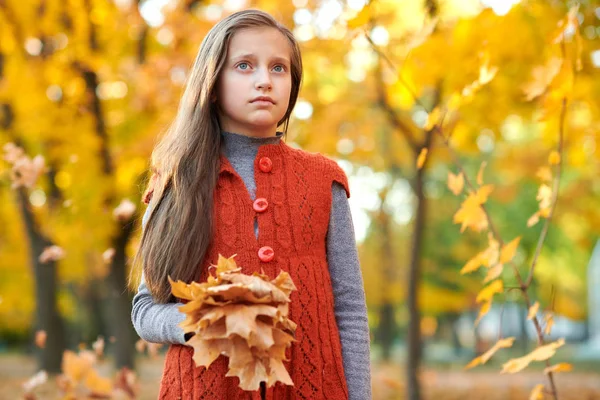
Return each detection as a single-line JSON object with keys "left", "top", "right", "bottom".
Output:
{"left": 465, "top": 337, "right": 515, "bottom": 370}
{"left": 501, "top": 339, "right": 565, "bottom": 374}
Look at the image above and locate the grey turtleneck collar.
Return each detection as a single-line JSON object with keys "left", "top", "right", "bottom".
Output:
{"left": 220, "top": 130, "right": 284, "bottom": 200}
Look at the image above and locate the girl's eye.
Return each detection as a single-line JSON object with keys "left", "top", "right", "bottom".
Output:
{"left": 273, "top": 65, "right": 285, "bottom": 73}
{"left": 237, "top": 62, "right": 250, "bottom": 70}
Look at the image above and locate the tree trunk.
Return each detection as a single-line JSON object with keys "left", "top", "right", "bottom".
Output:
{"left": 105, "top": 221, "right": 137, "bottom": 368}
{"left": 16, "top": 188, "right": 65, "bottom": 373}
{"left": 406, "top": 165, "right": 427, "bottom": 400}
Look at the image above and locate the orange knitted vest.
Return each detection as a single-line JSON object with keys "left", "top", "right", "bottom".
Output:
{"left": 147, "top": 140, "right": 350, "bottom": 400}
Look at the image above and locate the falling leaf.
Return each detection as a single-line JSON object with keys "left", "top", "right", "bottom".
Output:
{"left": 113, "top": 199, "right": 136, "bottom": 221}
{"left": 447, "top": 172, "right": 464, "bottom": 195}
{"left": 453, "top": 185, "right": 494, "bottom": 232}
{"left": 528, "top": 302, "right": 540, "bottom": 320}
{"left": 476, "top": 162, "right": 487, "bottom": 185}
{"left": 465, "top": 337, "right": 515, "bottom": 370}
{"left": 544, "top": 362, "right": 573, "bottom": 374}
{"left": 39, "top": 246, "right": 66, "bottom": 264}
{"left": 416, "top": 148, "right": 428, "bottom": 169}
{"left": 476, "top": 279, "right": 503, "bottom": 303}
{"left": 499, "top": 237, "right": 521, "bottom": 264}
{"left": 529, "top": 384, "right": 545, "bottom": 400}
{"left": 35, "top": 330, "right": 47, "bottom": 348}
{"left": 501, "top": 338, "right": 565, "bottom": 374}
{"left": 548, "top": 151, "right": 561, "bottom": 165}
{"left": 544, "top": 313, "right": 555, "bottom": 335}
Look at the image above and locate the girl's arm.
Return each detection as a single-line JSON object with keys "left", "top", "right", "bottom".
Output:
{"left": 131, "top": 206, "right": 188, "bottom": 345}
{"left": 327, "top": 182, "right": 372, "bottom": 400}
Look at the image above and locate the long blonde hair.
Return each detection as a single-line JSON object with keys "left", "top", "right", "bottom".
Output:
{"left": 132, "top": 9, "right": 303, "bottom": 303}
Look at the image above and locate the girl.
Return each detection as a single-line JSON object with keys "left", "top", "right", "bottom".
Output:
{"left": 131, "top": 9, "right": 371, "bottom": 400}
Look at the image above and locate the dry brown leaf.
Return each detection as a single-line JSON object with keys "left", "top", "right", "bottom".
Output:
{"left": 172, "top": 254, "right": 297, "bottom": 391}
{"left": 465, "top": 337, "right": 515, "bottom": 370}
{"left": 447, "top": 172, "right": 464, "bottom": 196}
{"left": 528, "top": 302, "right": 540, "bottom": 320}
{"left": 114, "top": 367, "right": 138, "bottom": 399}
{"left": 85, "top": 369, "right": 113, "bottom": 397}
{"left": 544, "top": 362, "right": 573, "bottom": 374}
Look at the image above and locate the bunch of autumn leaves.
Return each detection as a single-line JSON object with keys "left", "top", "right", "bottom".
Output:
{"left": 169, "top": 254, "right": 298, "bottom": 391}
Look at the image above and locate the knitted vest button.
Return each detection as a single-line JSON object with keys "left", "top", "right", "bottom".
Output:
{"left": 258, "top": 246, "right": 274, "bottom": 262}
{"left": 253, "top": 198, "right": 269, "bottom": 213}
{"left": 258, "top": 157, "right": 273, "bottom": 172}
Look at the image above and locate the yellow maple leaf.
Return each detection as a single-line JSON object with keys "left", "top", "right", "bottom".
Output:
{"left": 483, "top": 264, "right": 503, "bottom": 284}
{"left": 528, "top": 302, "right": 540, "bottom": 320}
{"left": 417, "top": 148, "right": 428, "bottom": 169}
{"left": 548, "top": 151, "right": 561, "bottom": 165}
{"left": 537, "top": 184, "right": 552, "bottom": 210}
{"left": 544, "top": 362, "right": 573, "bottom": 375}
{"left": 501, "top": 338, "right": 565, "bottom": 374}
{"left": 447, "top": 171, "right": 464, "bottom": 196}
{"left": 424, "top": 107, "right": 441, "bottom": 131}
{"left": 536, "top": 167, "right": 552, "bottom": 182}
{"left": 174, "top": 254, "right": 298, "bottom": 391}
{"left": 476, "top": 279, "right": 503, "bottom": 303}
{"left": 347, "top": 6, "right": 370, "bottom": 29}
{"left": 453, "top": 185, "right": 494, "bottom": 232}
{"left": 475, "top": 300, "right": 492, "bottom": 326}
{"left": 465, "top": 337, "right": 515, "bottom": 370}
{"left": 461, "top": 252, "right": 486, "bottom": 275}
{"left": 499, "top": 237, "right": 521, "bottom": 264}
{"left": 529, "top": 384, "right": 545, "bottom": 400}
{"left": 522, "top": 57, "right": 562, "bottom": 101}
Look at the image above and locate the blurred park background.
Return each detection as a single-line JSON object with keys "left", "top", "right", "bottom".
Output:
{"left": 1, "top": 0, "right": 600, "bottom": 399}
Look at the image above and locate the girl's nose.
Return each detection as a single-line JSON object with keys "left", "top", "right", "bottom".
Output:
{"left": 255, "top": 68, "right": 272, "bottom": 91}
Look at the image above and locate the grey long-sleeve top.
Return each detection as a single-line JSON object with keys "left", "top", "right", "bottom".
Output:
{"left": 131, "top": 131, "right": 372, "bottom": 400}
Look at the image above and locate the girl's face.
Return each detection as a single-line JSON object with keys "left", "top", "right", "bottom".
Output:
{"left": 215, "top": 27, "right": 293, "bottom": 138}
